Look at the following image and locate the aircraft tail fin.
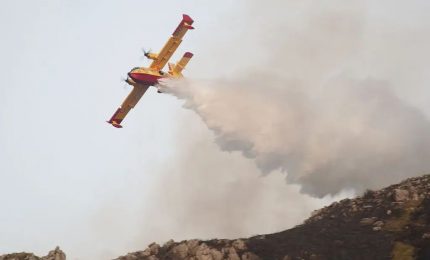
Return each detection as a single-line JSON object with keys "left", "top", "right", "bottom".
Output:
{"left": 169, "top": 52, "right": 193, "bottom": 77}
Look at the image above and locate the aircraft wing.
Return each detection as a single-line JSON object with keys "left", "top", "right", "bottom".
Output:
{"left": 149, "top": 14, "right": 194, "bottom": 71}
{"left": 107, "top": 85, "right": 149, "bottom": 128}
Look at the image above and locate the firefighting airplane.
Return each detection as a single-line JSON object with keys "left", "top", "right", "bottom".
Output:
{"left": 107, "top": 14, "right": 194, "bottom": 128}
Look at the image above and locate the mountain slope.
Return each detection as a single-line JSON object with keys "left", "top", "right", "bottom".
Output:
{"left": 1, "top": 175, "right": 429, "bottom": 260}
{"left": 115, "top": 175, "right": 430, "bottom": 260}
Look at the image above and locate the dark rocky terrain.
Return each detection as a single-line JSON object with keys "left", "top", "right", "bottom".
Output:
{"left": 115, "top": 174, "right": 430, "bottom": 260}
{"left": 2, "top": 175, "right": 430, "bottom": 260}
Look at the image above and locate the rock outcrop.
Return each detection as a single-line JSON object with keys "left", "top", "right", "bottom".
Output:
{"left": 115, "top": 174, "right": 430, "bottom": 260}
{"left": 114, "top": 239, "right": 255, "bottom": 260}
{"left": 0, "top": 247, "right": 65, "bottom": 260}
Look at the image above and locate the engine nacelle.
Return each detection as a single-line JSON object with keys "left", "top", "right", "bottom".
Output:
{"left": 145, "top": 52, "right": 158, "bottom": 60}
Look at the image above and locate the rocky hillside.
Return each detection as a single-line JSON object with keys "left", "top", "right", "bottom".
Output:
{"left": 0, "top": 247, "right": 65, "bottom": 260}
{"left": 2, "top": 175, "right": 430, "bottom": 260}
{"left": 115, "top": 174, "right": 430, "bottom": 260}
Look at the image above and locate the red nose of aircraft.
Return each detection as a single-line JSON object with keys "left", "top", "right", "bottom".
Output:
{"left": 127, "top": 72, "right": 135, "bottom": 82}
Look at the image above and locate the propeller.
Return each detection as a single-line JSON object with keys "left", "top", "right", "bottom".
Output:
{"left": 120, "top": 76, "right": 130, "bottom": 90}
{"left": 142, "top": 48, "right": 152, "bottom": 59}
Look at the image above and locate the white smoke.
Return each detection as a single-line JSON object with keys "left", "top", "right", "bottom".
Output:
{"left": 154, "top": 0, "right": 430, "bottom": 197}
{"left": 131, "top": 121, "right": 338, "bottom": 245}
{"left": 159, "top": 75, "right": 430, "bottom": 197}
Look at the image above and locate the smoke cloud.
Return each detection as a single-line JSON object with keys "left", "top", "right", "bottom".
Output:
{"left": 160, "top": 76, "right": 430, "bottom": 197}
{"left": 132, "top": 121, "right": 337, "bottom": 245}
{"left": 158, "top": 0, "right": 430, "bottom": 197}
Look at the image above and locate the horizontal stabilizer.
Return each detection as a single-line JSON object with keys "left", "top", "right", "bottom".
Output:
{"left": 169, "top": 52, "right": 194, "bottom": 77}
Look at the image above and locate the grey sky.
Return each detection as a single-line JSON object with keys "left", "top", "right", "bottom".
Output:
{"left": 1, "top": 1, "right": 429, "bottom": 259}
{"left": 0, "top": 1, "right": 288, "bottom": 259}
{"left": 0, "top": 1, "right": 241, "bottom": 258}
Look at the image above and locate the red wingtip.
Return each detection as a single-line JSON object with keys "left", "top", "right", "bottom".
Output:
{"left": 182, "top": 14, "right": 194, "bottom": 24}
{"left": 107, "top": 120, "right": 123, "bottom": 128}
{"left": 173, "top": 14, "right": 195, "bottom": 36}
{"left": 184, "top": 52, "right": 194, "bottom": 58}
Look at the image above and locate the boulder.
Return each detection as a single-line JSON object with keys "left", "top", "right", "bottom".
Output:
{"left": 373, "top": 226, "right": 382, "bottom": 231}
{"left": 170, "top": 243, "right": 188, "bottom": 259}
{"left": 209, "top": 249, "right": 223, "bottom": 260}
{"left": 232, "top": 239, "right": 247, "bottom": 251}
{"left": 195, "top": 243, "right": 211, "bottom": 260}
{"left": 41, "top": 247, "right": 66, "bottom": 260}
{"left": 392, "top": 189, "right": 409, "bottom": 202}
{"left": 360, "top": 217, "right": 377, "bottom": 225}
{"left": 373, "top": 221, "right": 384, "bottom": 227}
{"left": 0, "top": 253, "right": 39, "bottom": 260}
{"left": 241, "top": 252, "right": 260, "bottom": 260}
{"left": 148, "top": 243, "right": 160, "bottom": 255}
{"left": 187, "top": 240, "right": 200, "bottom": 255}
{"left": 163, "top": 239, "right": 175, "bottom": 249}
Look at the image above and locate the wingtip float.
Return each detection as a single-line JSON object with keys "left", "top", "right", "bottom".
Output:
{"left": 107, "top": 14, "right": 195, "bottom": 128}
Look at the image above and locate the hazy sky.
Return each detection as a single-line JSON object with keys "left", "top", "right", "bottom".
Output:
{"left": 1, "top": 1, "right": 430, "bottom": 259}
{"left": 0, "top": 1, "right": 304, "bottom": 259}
{"left": 0, "top": 1, "right": 242, "bottom": 258}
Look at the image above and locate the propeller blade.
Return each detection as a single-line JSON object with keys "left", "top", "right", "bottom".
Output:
{"left": 142, "top": 48, "right": 152, "bottom": 58}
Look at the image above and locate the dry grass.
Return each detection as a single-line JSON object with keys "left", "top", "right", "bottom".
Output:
{"left": 392, "top": 242, "right": 415, "bottom": 260}
{"left": 385, "top": 200, "right": 422, "bottom": 232}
